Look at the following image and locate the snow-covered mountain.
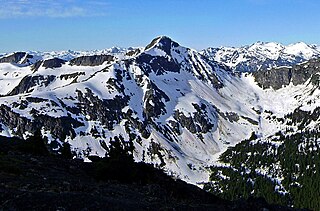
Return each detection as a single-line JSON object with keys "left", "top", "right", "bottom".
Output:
{"left": 0, "top": 47, "right": 142, "bottom": 66}
{"left": 201, "top": 41, "right": 320, "bottom": 72}
{"left": 0, "top": 36, "right": 319, "bottom": 187}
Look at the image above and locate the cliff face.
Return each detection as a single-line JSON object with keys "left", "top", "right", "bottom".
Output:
{"left": 0, "top": 52, "right": 31, "bottom": 64}
{"left": 69, "top": 55, "right": 115, "bottom": 66}
{"left": 253, "top": 58, "right": 320, "bottom": 89}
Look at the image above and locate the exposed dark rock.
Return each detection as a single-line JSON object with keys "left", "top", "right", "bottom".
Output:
{"left": 0, "top": 104, "right": 83, "bottom": 140}
{"left": 173, "top": 103, "right": 215, "bottom": 134}
{"left": 145, "top": 37, "right": 161, "bottom": 50}
{"left": 105, "top": 68, "right": 126, "bottom": 93}
{"left": 285, "top": 106, "right": 320, "bottom": 130}
{"left": 0, "top": 52, "right": 27, "bottom": 64}
{"left": 25, "top": 97, "right": 48, "bottom": 103}
{"left": 42, "top": 58, "right": 66, "bottom": 69}
{"left": 145, "top": 36, "right": 180, "bottom": 55}
{"left": 253, "top": 67, "right": 291, "bottom": 89}
{"left": 241, "top": 116, "right": 259, "bottom": 125}
{"left": 76, "top": 89, "right": 129, "bottom": 130}
{"left": 220, "top": 112, "right": 240, "bottom": 123}
{"left": 32, "top": 114, "right": 84, "bottom": 140}
{"left": 12, "top": 100, "right": 29, "bottom": 110}
{"left": 309, "top": 73, "right": 320, "bottom": 87}
{"left": 253, "top": 58, "right": 320, "bottom": 89}
{"left": 69, "top": 55, "right": 115, "bottom": 66}
{"left": 192, "top": 103, "right": 215, "bottom": 133}
{"left": 140, "top": 36, "right": 223, "bottom": 89}
{"left": 60, "top": 72, "right": 85, "bottom": 80}
{"left": 189, "top": 55, "right": 224, "bottom": 89}
{"left": 31, "top": 58, "right": 66, "bottom": 72}
{"left": 0, "top": 105, "right": 31, "bottom": 137}
{"left": 8, "top": 75, "right": 56, "bottom": 95}
{"left": 126, "top": 48, "right": 141, "bottom": 57}
{"left": 143, "top": 81, "right": 170, "bottom": 120}
{"left": 123, "top": 110, "right": 151, "bottom": 139}
{"left": 20, "top": 54, "right": 34, "bottom": 64}
{"left": 136, "top": 53, "right": 181, "bottom": 75}
{"left": 290, "top": 59, "right": 320, "bottom": 85}
{"left": 168, "top": 120, "right": 182, "bottom": 135}
{"left": 31, "top": 60, "right": 43, "bottom": 72}
{"left": 149, "top": 141, "right": 166, "bottom": 167}
{"left": 174, "top": 111, "right": 197, "bottom": 134}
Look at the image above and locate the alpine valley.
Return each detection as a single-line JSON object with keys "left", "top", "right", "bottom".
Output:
{"left": 1, "top": 36, "right": 320, "bottom": 209}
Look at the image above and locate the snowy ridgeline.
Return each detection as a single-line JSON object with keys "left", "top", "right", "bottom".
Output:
{"left": 0, "top": 36, "right": 319, "bottom": 185}
{"left": 201, "top": 41, "right": 320, "bottom": 72}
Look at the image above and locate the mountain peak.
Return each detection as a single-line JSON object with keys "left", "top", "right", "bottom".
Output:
{"left": 248, "top": 41, "right": 283, "bottom": 50}
{"left": 283, "top": 42, "right": 319, "bottom": 59}
{"left": 144, "top": 36, "right": 180, "bottom": 54}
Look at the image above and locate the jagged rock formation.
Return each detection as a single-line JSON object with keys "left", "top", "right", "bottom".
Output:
{"left": 0, "top": 52, "right": 34, "bottom": 65}
{"left": 8, "top": 75, "right": 56, "bottom": 95}
{"left": 69, "top": 55, "right": 115, "bottom": 66}
{"left": 253, "top": 58, "right": 320, "bottom": 89}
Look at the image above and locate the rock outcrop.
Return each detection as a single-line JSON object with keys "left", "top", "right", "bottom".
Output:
{"left": 253, "top": 58, "right": 320, "bottom": 89}
{"left": 69, "top": 55, "right": 115, "bottom": 66}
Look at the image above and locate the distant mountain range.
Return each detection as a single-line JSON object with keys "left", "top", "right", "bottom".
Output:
{"left": 0, "top": 46, "right": 143, "bottom": 66}
{"left": 0, "top": 36, "right": 319, "bottom": 209}
{"left": 201, "top": 41, "right": 320, "bottom": 72}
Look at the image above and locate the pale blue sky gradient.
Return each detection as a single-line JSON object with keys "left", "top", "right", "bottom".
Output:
{"left": 0, "top": 0, "right": 319, "bottom": 52}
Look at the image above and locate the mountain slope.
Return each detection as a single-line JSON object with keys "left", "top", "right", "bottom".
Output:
{"left": 0, "top": 36, "right": 319, "bottom": 189}
{"left": 203, "top": 59, "right": 320, "bottom": 209}
{"left": 0, "top": 36, "right": 234, "bottom": 184}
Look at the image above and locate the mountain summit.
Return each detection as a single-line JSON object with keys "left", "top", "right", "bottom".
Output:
{"left": 145, "top": 36, "right": 180, "bottom": 54}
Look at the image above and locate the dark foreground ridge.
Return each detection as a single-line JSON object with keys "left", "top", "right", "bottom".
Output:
{"left": 0, "top": 135, "right": 300, "bottom": 210}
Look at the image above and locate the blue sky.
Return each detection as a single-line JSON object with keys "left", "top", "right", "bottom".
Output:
{"left": 0, "top": 0, "right": 319, "bottom": 52}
